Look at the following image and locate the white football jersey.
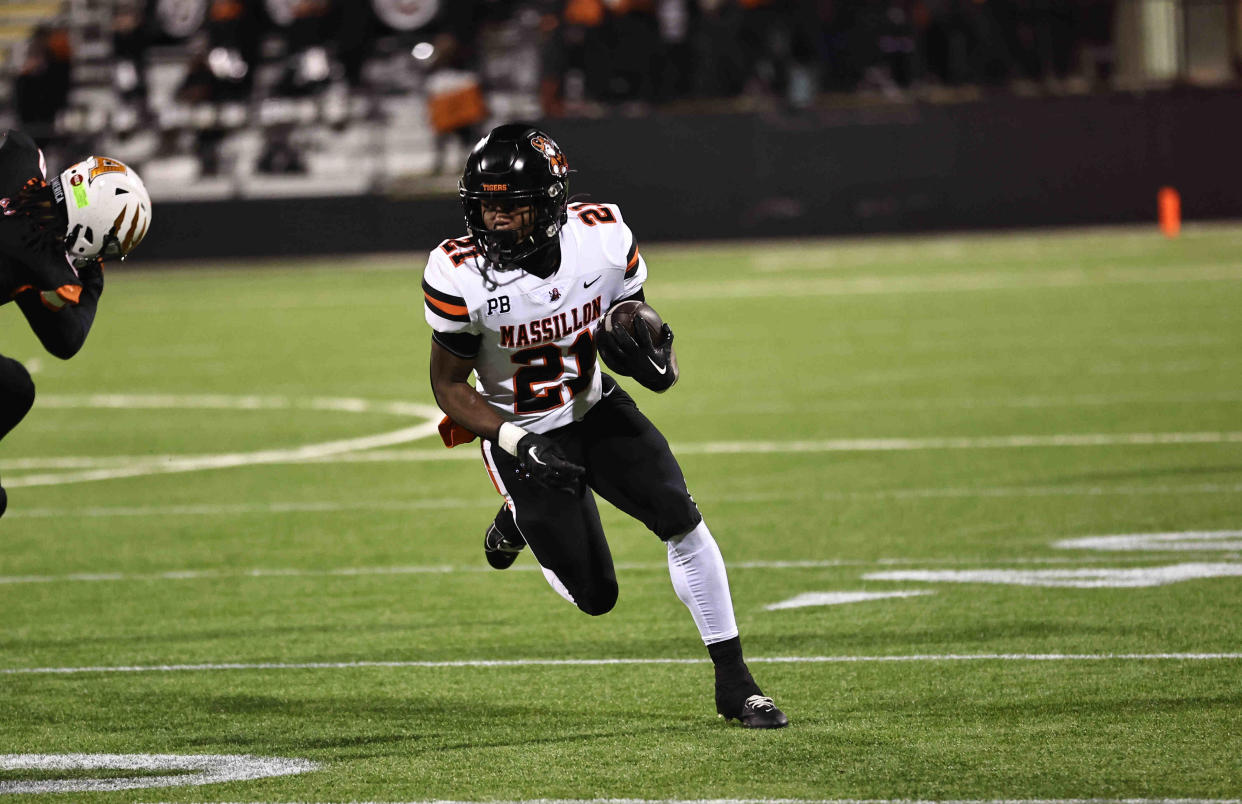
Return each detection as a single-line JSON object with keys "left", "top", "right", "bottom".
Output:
{"left": 423, "top": 201, "right": 647, "bottom": 433}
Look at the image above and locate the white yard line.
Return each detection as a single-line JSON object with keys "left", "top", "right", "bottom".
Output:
{"left": 2, "top": 498, "right": 492, "bottom": 518}
{"left": 7, "top": 482, "right": 1242, "bottom": 520}
{"left": 302, "top": 432, "right": 1242, "bottom": 465}
{"left": 4, "top": 654, "right": 1241, "bottom": 676}
{"left": 728, "top": 390, "right": 1242, "bottom": 415}
{"left": 34, "top": 394, "right": 436, "bottom": 416}
{"left": 1056, "top": 532, "right": 1242, "bottom": 552}
{"left": 4, "top": 391, "right": 1240, "bottom": 488}
{"left": 3, "top": 424, "right": 441, "bottom": 488}
{"left": 11, "top": 429, "right": 1242, "bottom": 473}
{"left": 0, "top": 556, "right": 1190, "bottom": 587}
{"left": 655, "top": 263, "right": 1242, "bottom": 300}
{"left": 7, "top": 430, "right": 1242, "bottom": 488}
{"left": 765, "top": 591, "right": 935, "bottom": 609}
{"left": 865, "top": 563, "right": 1242, "bottom": 588}
{"left": 0, "top": 754, "right": 317, "bottom": 794}
{"left": 2, "top": 394, "right": 444, "bottom": 488}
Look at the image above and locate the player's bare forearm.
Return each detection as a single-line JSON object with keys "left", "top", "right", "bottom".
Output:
{"left": 434, "top": 381, "right": 505, "bottom": 442}
{"left": 429, "top": 340, "right": 505, "bottom": 442}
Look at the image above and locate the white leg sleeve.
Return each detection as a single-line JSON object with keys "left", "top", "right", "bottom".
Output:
{"left": 541, "top": 565, "right": 576, "bottom": 606}
{"left": 667, "top": 519, "right": 739, "bottom": 645}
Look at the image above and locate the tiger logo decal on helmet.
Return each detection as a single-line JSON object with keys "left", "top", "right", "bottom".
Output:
{"left": 529, "top": 134, "right": 569, "bottom": 178}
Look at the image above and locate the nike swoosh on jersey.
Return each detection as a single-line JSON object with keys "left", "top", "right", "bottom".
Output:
{"left": 583, "top": 276, "right": 601, "bottom": 288}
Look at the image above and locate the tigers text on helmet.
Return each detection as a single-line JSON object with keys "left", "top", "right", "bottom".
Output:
{"left": 459, "top": 124, "right": 569, "bottom": 269}
{"left": 51, "top": 156, "right": 152, "bottom": 266}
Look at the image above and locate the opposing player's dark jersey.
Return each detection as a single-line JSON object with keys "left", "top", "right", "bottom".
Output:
{"left": 0, "top": 129, "right": 102, "bottom": 359}
{"left": 0, "top": 129, "right": 83, "bottom": 307}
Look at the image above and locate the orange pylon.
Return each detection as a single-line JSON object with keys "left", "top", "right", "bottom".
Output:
{"left": 1158, "top": 187, "right": 1181, "bottom": 238}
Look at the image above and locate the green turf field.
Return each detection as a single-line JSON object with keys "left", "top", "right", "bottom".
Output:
{"left": 1, "top": 224, "right": 1240, "bottom": 802}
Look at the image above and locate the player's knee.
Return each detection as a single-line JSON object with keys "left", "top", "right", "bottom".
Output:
{"left": 652, "top": 493, "right": 702, "bottom": 542}
{"left": 575, "top": 580, "right": 618, "bottom": 616}
{"left": 0, "top": 357, "right": 35, "bottom": 437}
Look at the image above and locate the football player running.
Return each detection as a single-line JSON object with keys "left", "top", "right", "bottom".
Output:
{"left": 423, "top": 123, "right": 787, "bottom": 728}
{"left": 0, "top": 129, "right": 152, "bottom": 518}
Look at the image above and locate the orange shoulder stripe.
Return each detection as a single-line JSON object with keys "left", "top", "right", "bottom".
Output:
{"left": 424, "top": 291, "right": 468, "bottom": 317}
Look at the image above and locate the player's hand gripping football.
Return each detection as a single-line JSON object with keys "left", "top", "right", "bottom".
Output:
{"left": 596, "top": 321, "right": 678, "bottom": 392}
{"left": 514, "top": 432, "right": 584, "bottom": 493}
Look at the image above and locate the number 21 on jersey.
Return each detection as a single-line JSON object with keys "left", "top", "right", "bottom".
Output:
{"left": 510, "top": 330, "right": 597, "bottom": 414}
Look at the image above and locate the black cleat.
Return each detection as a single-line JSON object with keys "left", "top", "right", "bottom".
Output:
{"left": 720, "top": 694, "right": 789, "bottom": 729}
{"left": 484, "top": 506, "right": 526, "bottom": 570}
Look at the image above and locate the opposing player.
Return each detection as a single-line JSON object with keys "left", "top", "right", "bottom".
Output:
{"left": 0, "top": 129, "right": 152, "bottom": 517}
{"left": 423, "top": 123, "right": 787, "bottom": 728}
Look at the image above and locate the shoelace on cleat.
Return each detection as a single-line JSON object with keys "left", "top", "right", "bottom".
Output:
{"left": 744, "top": 695, "right": 777, "bottom": 711}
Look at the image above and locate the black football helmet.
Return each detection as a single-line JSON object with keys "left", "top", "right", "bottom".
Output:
{"left": 459, "top": 123, "right": 569, "bottom": 268}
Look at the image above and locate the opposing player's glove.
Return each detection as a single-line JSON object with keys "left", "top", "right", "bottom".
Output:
{"left": 498, "top": 423, "right": 584, "bottom": 493}
{"left": 596, "top": 321, "right": 678, "bottom": 392}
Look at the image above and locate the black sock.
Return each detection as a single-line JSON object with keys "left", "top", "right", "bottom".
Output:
{"left": 707, "top": 636, "right": 761, "bottom": 713}
{"left": 707, "top": 635, "right": 744, "bottom": 668}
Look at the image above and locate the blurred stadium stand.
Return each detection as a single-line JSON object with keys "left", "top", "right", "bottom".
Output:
{"left": 2, "top": 0, "right": 1241, "bottom": 259}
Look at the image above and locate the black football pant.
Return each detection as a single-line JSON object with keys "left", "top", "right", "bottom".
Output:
{"left": 0, "top": 354, "right": 35, "bottom": 442}
{"left": 481, "top": 374, "right": 702, "bottom": 616}
{"left": 0, "top": 354, "right": 36, "bottom": 515}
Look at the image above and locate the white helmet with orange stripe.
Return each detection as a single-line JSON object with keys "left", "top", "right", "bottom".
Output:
{"left": 52, "top": 156, "right": 152, "bottom": 266}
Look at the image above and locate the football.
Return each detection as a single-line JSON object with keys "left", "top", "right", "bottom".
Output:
{"left": 600, "top": 299, "right": 663, "bottom": 342}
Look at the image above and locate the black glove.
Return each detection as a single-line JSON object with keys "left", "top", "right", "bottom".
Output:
{"left": 514, "top": 432, "right": 584, "bottom": 493}
{"left": 596, "top": 322, "right": 678, "bottom": 392}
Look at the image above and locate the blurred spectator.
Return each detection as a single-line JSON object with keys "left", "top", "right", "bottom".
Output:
{"left": 337, "top": 0, "right": 379, "bottom": 91}
{"left": 1076, "top": 0, "right": 1116, "bottom": 87}
{"left": 824, "top": 0, "right": 917, "bottom": 94}
{"left": 602, "top": 0, "right": 661, "bottom": 106}
{"left": 557, "top": 0, "right": 613, "bottom": 105}
{"left": 736, "top": 0, "right": 790, "bottom": 95}
{"left": 206, "top": 0, "right": 262, "bottom": 93}
{"left": 691, "top": 0, "right": 747, "bottom": 97}
{"left": 654, "top": 0, "right": 696, "bottom": 101}
{"left": 112, "top": 1, "right": 151, "bottom": 107}
{"left": 418, "top": 0, "right": 489, "bottom": 174}
{"left": 275, "top": 0, "right": 337, "bottom": 97}
{"left": 923, "top": 0, "right": 1018, "bottom": 86}
{"left": 13, "top": 23, "right": 72, "bottom": 145}
{"left": 174, "top": 0, "right": 264, "bottom": 176}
